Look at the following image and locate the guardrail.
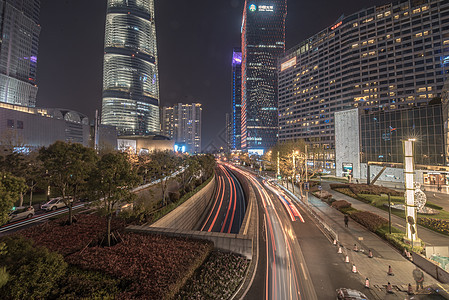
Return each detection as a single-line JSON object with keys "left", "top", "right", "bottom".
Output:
{"left": 274, "top": 182, "right": 339, "bottom": 242}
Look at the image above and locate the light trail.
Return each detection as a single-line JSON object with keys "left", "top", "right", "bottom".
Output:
{"left": 201, "top": 166, "right": 224, "bottom": 231}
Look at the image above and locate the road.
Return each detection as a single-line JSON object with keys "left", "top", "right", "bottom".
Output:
{"left": 227, "top": 165, "right": 375, "bottom": 299}
{"left": 200, "top": 164, "right": 246, "bottom": 234}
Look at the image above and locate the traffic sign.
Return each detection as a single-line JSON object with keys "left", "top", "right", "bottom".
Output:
{"left": 304, "top": 182, "right": 310, "bottom": 191}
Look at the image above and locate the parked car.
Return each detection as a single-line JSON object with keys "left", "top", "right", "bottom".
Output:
{"left": 336, "top": 288, "right": 368, "bottom": 300}
{"left": 41, "top": 197, "right": 72, "bottom": 211}
{"left": 8, "top": 206, "right": 35, "bottom": 222}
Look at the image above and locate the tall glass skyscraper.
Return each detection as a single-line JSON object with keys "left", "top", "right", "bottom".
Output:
{"left": 231, "top": 48, "right": 242, "bottom": 150}
{"left": 101, "top": 0, "right": 160, "bottom": 136}
{"left": 241, "top": 0, "right": 287, "bottom": 154}
{"left": 0, "top": 0, "right": 41, "bottom": 107}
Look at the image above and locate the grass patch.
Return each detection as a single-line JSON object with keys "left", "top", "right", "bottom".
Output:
{"left": 151, "top": 176, "right": 213, "bottom": 223}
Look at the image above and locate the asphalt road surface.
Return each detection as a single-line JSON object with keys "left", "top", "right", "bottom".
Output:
{"left": 200, "top": 164, "right": 246, "bottom": 234}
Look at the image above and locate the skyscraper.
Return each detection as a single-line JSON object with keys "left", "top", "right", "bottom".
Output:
{"left": 0, "top": 0, "right": 41, "bottom": 107}
{"left": 231, "top": 48, "right": 242, "bottom": 150}
{"left": 101, "top": 0, "right": 160, "bottom": 136}
{"left": 161, "top": 103, "right": 202, "bottom": 154}
{"left": 241, "top": 0, "right": 287, "bottom": 154}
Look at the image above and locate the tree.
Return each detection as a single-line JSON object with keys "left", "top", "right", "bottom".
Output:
{"left": 0, "top": 236, "right": 67, "bottom": 299}
{"left": 39, "top": 141, "right": 97, "bottom": 225}
{"left": 196, "top": 154, "right": 216, "bottom": 180}
{"left": 177, "top": 156, "right": 200, "bottom": 191}
{"left": 0, "top": 172, "right": 26, "bottom": 225}
{"left": 147, "top": 151, "right": 178, "bottom": 206}
{"left": 0, "top": 242, "right": 8, "bottom": 288}
{"left": 89, "top": 152, "right": 139, "bottom": 246}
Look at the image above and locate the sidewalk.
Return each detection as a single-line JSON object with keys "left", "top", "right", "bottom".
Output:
{"left": 287, "top": 184, "right": 443, "bottom": 299}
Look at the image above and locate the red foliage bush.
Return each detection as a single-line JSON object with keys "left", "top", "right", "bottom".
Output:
{"left": 329, "top": 183, "right": 349, "bottom": 189}
{"left": 66, "top": 233, "right": 213, "bottom": 300}
{"left": 19, "top": 214, "right": 126, "bottom": 256}
{"left": 348, "top": 184, "right": 401, "bottom": 196}
{"left": 331, "top": 200, "right": 352, "bottom": 210}
{"left": 350, "top": 211, "right": 388, "bottom": 232}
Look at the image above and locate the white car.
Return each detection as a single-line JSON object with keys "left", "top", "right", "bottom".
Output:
{"left": 8, "top": 206, "right": 35, "bottom": 222}
{"left": 41, "top": 197, "right": 72, "bottom": 211}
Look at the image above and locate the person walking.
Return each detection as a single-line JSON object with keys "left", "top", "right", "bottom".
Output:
{"left": 344, "top": 215, "right": 349, "bottom": 228}
{"left": 413, "top": 267, "right": 424, "bottom": 291}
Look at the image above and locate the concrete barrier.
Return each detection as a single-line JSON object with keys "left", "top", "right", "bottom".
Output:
{"left": 150, "top": 176, "right": 215, "bottom": 230}
{"left": 412, "top": 252, "right": 449, "bottom": 283}
{"left": 126, "top": 225, "right": 253, "bottom": 259}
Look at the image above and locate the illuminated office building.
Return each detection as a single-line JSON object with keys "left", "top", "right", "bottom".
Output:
{"left": 101, "top": 0, "right": 160, "bottom": 135}
{"left": 241, "top": 0, "right": 287, "bottom": 154}
{"left": 0, "top": 0, "right": 41, "bottom": 107}
{"left": 231, "top": 48, "right": 242, "bottom": 150}
{"left": 278, "top": 0, "right": 449, "bottom": 159}
{"left": 161, "top": 103, "right": 202, "bottom": 154}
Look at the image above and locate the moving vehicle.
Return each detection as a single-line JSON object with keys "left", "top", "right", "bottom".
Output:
{"left": 8, "top": 206, "right": 35, "bottom": 222}
{"left": 336, "top": 288, "right": 368, "bottom": 300}
{"left": 41, "top": 197, "right": 72, "bottom": 211}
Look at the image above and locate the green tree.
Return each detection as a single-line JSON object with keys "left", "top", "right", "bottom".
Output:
{"left": 177, "top": 156, "right": 200, "bottom": 191}
{"left": 0, "top": 236, "right": 67, "bottom": 299}
{"left": 147, "top": 151, "right": 179, "bottom": 206}
{"left": 197, "top": 154, "right": 216, "bottom": 180}
{"left": 0, "top": 242, "right": 8, "bottom": 288}
{"left": 39, "top": 141, "right": 97, "bottom": 225}
{"left": 89, "top": 152, "right": 140, "bottom": 246}
{"left": 0, "top": 172, "right": 26, "bottom": 225}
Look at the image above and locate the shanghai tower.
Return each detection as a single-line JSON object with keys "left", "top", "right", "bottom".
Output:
{"left": 241, "top": 0, "right": 287, "bottom": 153}
{"left": 101, "top": 0, "right": 160, "bottom": 135}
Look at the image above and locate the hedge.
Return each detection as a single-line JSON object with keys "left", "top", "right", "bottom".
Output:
{"left": 331, "top": 200, "right": 352, "bottom": 210}
{"left": 350, "top": 211, "right": 388, "bottom": 232}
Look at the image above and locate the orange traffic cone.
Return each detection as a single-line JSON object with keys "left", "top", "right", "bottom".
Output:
{"left": 354, "top": 244, "right": 359, "bottom": 252}
{"left": 365, "top": 278, "right": 370, "bottom": 288}
{"left": 338, "top": 246, "right": 342, "bottom": 254}
{"left": 386, "top": 282, "right": 393, "bottom": 294}
{"left": 407, "top": 283, "right": 413, "bottom": 295}
{"left": 345, "top": 255, "right": 350, "bottom": 263}
{"left": 352, "top": 264, "right": 357, "bottom": 273}
{"left": 387, "top": 265, "right": 394, "bottom": 276}
{"left": 368, "top": 249, "right": 373, "bottom": 258}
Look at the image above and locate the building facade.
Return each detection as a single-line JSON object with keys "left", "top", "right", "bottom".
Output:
{"left": 0, "top": 103, "right": 90, "bottom": 149}
{"left": 161, "top": 103, "right": 202, "bottom": 154}
{"left": 278, "top": 0, "right": 449, "bottom": 156}
{"left": 241, "top": 0, "right": 287, "bottom": 154}
{"left": 231, "top": 48, "right": 242, "bottom": 150}
{"left": 101, "top": 0, "right": 160, "bottom": 136}
{"left": 0, "top": 0, "right": 41, "bottom": 107}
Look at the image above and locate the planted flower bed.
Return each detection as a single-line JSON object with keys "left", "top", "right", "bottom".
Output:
{"left": 66, "top": 233, "right": 214, "bottom": 300}
{"left": 19, "top": 214, "right": 126, "bottom": 256}
{"left": 418, "top": 217, "right": 449, "bottom": 235}
{"left": 331, "top": 200, "right": 352, "bottom": 210}
{"left": 176, "top": 250, "right": 250, "bottom": 300}
{"left": 350, "top": 211, "right": 388, "bottom": 232}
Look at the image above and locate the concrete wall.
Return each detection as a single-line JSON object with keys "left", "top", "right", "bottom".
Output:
{"left": 126, "top": 226, "right": 253, "bottom": 259}
{"left": 150, "top": 176, "right": 215, "bottom": 230}
{"left": 360, "top": 163, "right": 424, "bottom": 185}
{"left": 335, "top": 109, "right": 361, "bottom": 179}
{"left": 412, "top": 252, "right": 449, "bottom": 283}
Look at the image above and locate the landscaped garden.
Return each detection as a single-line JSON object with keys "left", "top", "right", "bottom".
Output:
{"left": 330, "top": 183, "right": 449, "bottom": 236}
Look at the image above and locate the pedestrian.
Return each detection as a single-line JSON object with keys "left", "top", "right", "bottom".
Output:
{"left": 344, "top": 215, "right": 349, "bottom": 228}
{"left": 413, "top": 267, "right": 424, "bottom": 291}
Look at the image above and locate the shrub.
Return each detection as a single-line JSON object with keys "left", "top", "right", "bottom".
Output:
{"left": 350, "top": 211, "right": 388, "bottom": 232}
{"left": 19, "top": 214, "right": 125, "bottom": 256}
{"left": 330, "top": 183, "right": 349, "bottom": 189}
{"left": 313, "top": 190, "right": 332, "bottom": 200}
{"left": 384, "top": 233, "right": 424, "bottom": 253}
{"left": 331, "top": 200, "right": 352, "bottom": 211}
{"left": 66, "top": 233, "right": 214, "bottom": 299}
{"left": 348, "top": 184, "right": 401, "bottom": 197}
{"left": 418, "top": 218, "right": 449, "bottom": 235}
{"left": 56, "top": 266, "right": 121, "bottom": 299}
{"left": 169, "top": 191, "right": 180, "bottom": 202}
{"left": 0, "top": 236, "right": 67, "bottom": 299}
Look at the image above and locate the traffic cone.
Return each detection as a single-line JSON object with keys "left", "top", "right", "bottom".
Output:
{"left": 338, "top": 246, "right": 342, "bottom": 254}
{"left": 368, "top": 249, "right": 373, "bottom": 258}
{"left": 365, "top": 278, "right": 370, "bottom": 288}
{"left": 387, "top": 265, "right": 394, "bottom": 276}
{"left": 407, "top": 283, "right": 413, "bottom": 295}
{"left": 352, "top": 264, "right": 357, "bottom": 273}
{"left": 345, "top": 255, "right": 350, "bottom": 263}
{"left": 333, "top": 239, "right": 337, "bottom": 245}
{"left": 354, "top": 244, "right": 359, "bottom": 252}
{"left": 386, "top": 282, "right": 393, "bottom": 293}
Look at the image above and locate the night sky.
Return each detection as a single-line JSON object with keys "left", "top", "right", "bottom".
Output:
{"left": 36, "top": 0, "right": 392, "bottom": 151}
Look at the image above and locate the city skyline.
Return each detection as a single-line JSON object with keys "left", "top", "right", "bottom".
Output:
{"left": 35, "top": 0, "right": 392, "bottom": 149}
